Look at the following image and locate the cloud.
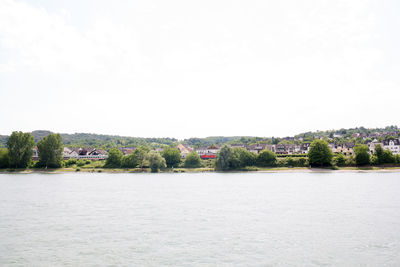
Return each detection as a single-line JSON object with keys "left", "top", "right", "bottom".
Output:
{"left": 0, "top": 0, "right": 398, "bottom": 138}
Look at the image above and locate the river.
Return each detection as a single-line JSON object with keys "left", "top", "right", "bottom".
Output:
{"left": 0, "top": 172, "right": 400, "bottom": 266}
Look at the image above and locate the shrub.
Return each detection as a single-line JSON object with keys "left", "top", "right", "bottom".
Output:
{"left": 333, "top": 154, "right": 346, "bottom": 166}
{"left": 76, "top": 160, "right": 86, "bottom": 167}
{"left": 184, "top": 151, "right": 201, "bottom": 168}
{"left": 256, "top": 150, "right": 276, "bottom": 167}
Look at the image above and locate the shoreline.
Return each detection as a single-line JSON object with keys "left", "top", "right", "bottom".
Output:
{"left": 2, "top": 166, "right": 400, "bottom": 174}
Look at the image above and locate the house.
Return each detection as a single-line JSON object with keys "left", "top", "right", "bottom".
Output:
{"left": 368, "top": 139, "right": 383, "bottom": 154}
{"left": 335, "top": 143, "right": 355, "bottom": 155}
{"left": 177, "top": 144, "right": 193, "bottom": 158}
{"left": 300, "top": 143, "right": 310, "bottom": 154}
{"left": 64, "top": 147, "right": 107, "bottom": 160}
{"left": 246, "top": 144, "right": 267, "bottom": 154}
{"left": 275, "top": 144, "right": 288, "bottom": 154}
{"left": 383, "top": 139, "right": 400, "bottom": 155}
{"left": 195, "top": 145, "right": 220, "bottom": 159}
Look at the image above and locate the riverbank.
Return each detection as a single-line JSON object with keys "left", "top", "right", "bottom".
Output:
{"left": 2, "top": 166, "right": 400, "bottom": 174}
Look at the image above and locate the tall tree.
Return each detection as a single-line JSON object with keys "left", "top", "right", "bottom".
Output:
{"left": 7, "top": 131, "right": 35, "bottom": 168}
{"left": 134, "top": 146, "right": 150, "bottom": 169}
{"left": 147, "top": 151, "right": 166, "bottom": 172}
{"left": 104, "top": 148, "right": 123, "bottom": 168}
{"left": 354, "top": 145, "right": 370, "bottom": 166}
{"left": 161, "top": 147, "right": 181, "bottom": 168}
{"left": 308, "top": 140, "right": 333, "bottom": 167}
{"left": 37, "top": 133, "right": 63, "bottom": 168}
{"left": 215, "top": 145, "right": 233, "bottom": 171}
{"left": 0, "top": 148, "right": 10, "bottom": 168}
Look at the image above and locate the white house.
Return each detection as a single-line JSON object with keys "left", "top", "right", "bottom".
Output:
{"left": 383, "top": 139, "right": 400, "bottom": 155}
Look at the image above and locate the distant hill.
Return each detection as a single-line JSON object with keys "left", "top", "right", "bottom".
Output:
{"left": 0, "top": 126, "right": 398, "bottom": 149}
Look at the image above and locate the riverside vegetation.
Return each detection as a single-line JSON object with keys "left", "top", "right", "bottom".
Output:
{"left": 1, "top": 131, "right": 400, "bottom": 173}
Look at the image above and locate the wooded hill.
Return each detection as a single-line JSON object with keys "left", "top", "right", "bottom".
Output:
{"left": 0, "top": 126, "right": 398, "bottom": 149}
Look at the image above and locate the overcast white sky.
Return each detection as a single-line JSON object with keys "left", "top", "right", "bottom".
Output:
{"left": 0, "top": 0, "right": 399, "bottom": 139}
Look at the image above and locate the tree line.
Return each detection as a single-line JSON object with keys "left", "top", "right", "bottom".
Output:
{"left": 103, "top": 146, "right": 202, "bottom": 172}
{"left": 0, "top": 131, "right": 64, "bottom": 169}
{"left": 2, "top": 131, "right": 400, "bottom": 171}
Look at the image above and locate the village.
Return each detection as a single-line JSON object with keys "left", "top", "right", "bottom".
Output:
{"left": 41, "top": 131, "right": 400, "bottom": 161}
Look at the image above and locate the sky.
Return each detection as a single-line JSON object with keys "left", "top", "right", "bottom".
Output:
{"left": 0, "top": 0, "right": 399, "bottom": 139}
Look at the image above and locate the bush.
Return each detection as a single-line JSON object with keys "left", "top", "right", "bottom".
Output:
{"left": 64, "top": 158, "right": 77, "bottom": 167}
{"left": 333, "top": 154, "right": 346, "bottom": 166}
{"left": 76, "top": 160, "right": 86, "bottom": 167}
{"left": 256, "top": 150, "right": 276, "bottom": 167}
{"left": 184, "top": 151, "right": 201, "bottom": 168}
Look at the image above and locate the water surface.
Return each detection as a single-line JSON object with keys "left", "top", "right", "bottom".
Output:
{"left": 1, "top": 172, "right": 400, "bottom": 266}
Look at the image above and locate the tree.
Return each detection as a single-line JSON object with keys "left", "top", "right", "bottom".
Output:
{"left": 235, "top": 148, "right": 256, "bottom": 167}
{"left": 134, "top": 146, "right": 150, "bottom": 169}
{"left": 333, "top": 153, "right": 346, "bottom": 166}
{"left": 122, "top": 152, "right": 138, "bottom": 168}
{"left": 256, "top": 149, "right": 276, "bottom": 167}
{"left": 215, "top": 145, "right": 232, "bottom": 170}
{"left": 147, "top": 151, "right": 166, "bottom": 172}
{"left": 161, "top": 147, "right": 181, "bottom": 168}
{"left": 374, "top": 144, "right": 384, "bottom": 164}
{"left": 7, "top": 131, "right": 35, "bottom": 168}
{"left": 0, "top": 148, "right": 10, "bottom": 168}
{"left": 104, "top": 148, "right": 123, "bottom": 168}
{"left": 37, "top": 133, "right": 64, "bottom": 168}
{"left": 382, "top": 149, "right": 395, "bottom": 164}
{"left": 354, "top": 144, "right": 370, "bottom": 166}
{"left": 184, "top": 151, "right": 201, "bottom": 168}
{"left": 308, "top": 140, "right": 333, "bottom": 167}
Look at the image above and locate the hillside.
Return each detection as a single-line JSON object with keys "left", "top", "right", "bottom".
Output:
{"left": 0, "top": 125, "right": 399, "bottom": 149}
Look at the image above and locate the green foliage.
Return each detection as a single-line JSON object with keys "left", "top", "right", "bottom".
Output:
{"left": 394, "top": 154, "right": 400, "bottom": 164}
{"left": 146, "top": 151, "right": 166, "bottom": 172}
{"left": 235, "top": 148, "right": 256, "bottom": 167}
{"left": 122, "top": 152, "right": 139, "bottom": 168}
{"left": 161, "top": 147, "right": 181, "bottom": 168}
{"left": 373, "top": 144, "right": 384, "bottom": 164}
{"left": 184, "top": 151, "right": 201, "bottom": 168}
{"left": 345, "top": 155, "right": 356, "bottom": 165}
{"left": 133, "top": 146, "right": 150, "bottom": 168}
{"left": 256, "top": 150, "right": 277, "bottom": 167}
{"left": 354, "top": 145, "right": 370, "bottom": 166}
{"left": 275, "top": 157, "right": 308, "bottom": 167}
{"left": 7, "top": 131, "right": 35, "bottom": 168}
{"left": 76, "top": 160, "right": 86, "bottom": 167}
{"left": 0, "top": 148, "right": 10, "bottom": 168}
{"left": 373, "top": 145, "right": 395, "bottom": 164}
{"left": 64, "top": 158, "right": 77, "bottom": 167}
{"left": 104, "top": 148, "right": 123, "bottom": 168}
{"left": 308, "top": 140, "right": 333, "bottom": 167}
{"left": 215, "top": 145, "right": 233, "bottom": 171}
{"left": 37, "top": 133, "right": 64, "bottom": 168}
{"left": 333, "top": 153, "right": 346, "bottom": 166}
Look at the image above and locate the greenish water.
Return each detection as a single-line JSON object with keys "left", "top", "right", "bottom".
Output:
{"left": 0, "top": 172, "right": 400, "bottom": 266}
